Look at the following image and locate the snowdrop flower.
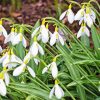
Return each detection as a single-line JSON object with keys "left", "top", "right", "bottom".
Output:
{"left": 0, "top": 50, "right": 22, "bottom": 68}
{"left": 42, "top": 59, "right": 58, "bottom": 79}
{"left": 60, "top": 4, "right": 74, "bottom": 24}
{"left": 30, "top": 37, "right": 44, "bottom": 57}
{"left": 50, "top": 26, "right": 64, "bottom": 46}
{"left": 32, "top": 19, "right": 49, "bottom": 43}
{"left": 84, "top": 7, "right": 96, "bottom": 27}
{"left": 49, "top": 80, "right": 64, "bottom": 99}
{"left": 13, "top": 52, "right": 35, "bottom": 77}
{"left": 0, "top": 46, "right": 3, "bottom": 53}
{"left": 0, "top": 67, "right": 10, "bottom": 96}
{"left": 74, "top": 5, "right": 85, "bottom": 23}
{"left": 77, "top": 24, "right": 90, "bottom": 38}
{"left": 11, "top": 27, "right": 27, "bottom": 48}
{"left": 4, "top": 27, "right": 17, "bottom": 44}
{"left": 0, "top": 20, "right": 7, "bottom": 38}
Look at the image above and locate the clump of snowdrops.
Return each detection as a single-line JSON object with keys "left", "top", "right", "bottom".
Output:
{"left": 0, "top": 0, "right": 100, "bottom": 100}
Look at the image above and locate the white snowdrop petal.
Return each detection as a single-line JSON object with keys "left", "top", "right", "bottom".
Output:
{"left": 0, "top": 79, "right": 6, "bottom": 96}
{"left": 58, "top": 35, "right": 64, "bottom": 46}
{"left": 0, "top": 25, "right": 7, "bottom": 38}
{"left": 79, "top": 17, "right": 84, "bottom": 25}
{"left": 4, "top": 33, "right": 12, "bottom": 44}
{"left": 55, "top": 85, "right": 63, "bottom": 99}
{"left": 37, "top": 34, "right": 42, "bottom": 41}
{"left": 42, "top": 67, "right": 48, "bottom": 74}
{"left": 34, "top": 58, "right": 40, "bottom": 65}
{"left": 13, "top": 64, "right": 25, "bottom": 76}
{"left": 27, "top": 66, "right": 35, "bottom": 77}
{"left": 90, "top": 10, "right": 96, "bottom": 22}
{"left": 51, "top": 62, "right": 58, "bottom": 79}
{"left": 31, "top": 27, "right": 40, "bottom": 38}
{"left": 50, "top": 33, "right": 57, "bottom": 46}
{"left": 22, "top": 36, "right": 27, "bottom": 48}
{"left": 23, "top": 52, "right": 31, "bottom": 63}
{"left": 84, "top": 14, "right": 93, "bottom": 28}
{"left": 38, "top": 44, "right": 44, "bottom": 55}
{"left": 75, "top": 9, "right": 84, "bottom": 20}
{"left": 67, "top": 9, "right": 74, "bottom": 24}
{"left": 0, "top": 53, "right": 7, "bottom": 63}
{"left": 42, "top": 64, "right": 51, "bottom": 74}
{"left": 30, "top": 42, "right": 38, "bottom": 57}
{"left": 3, "top": 55, "right": 10, "bottom": 67}
{"left": 41, "top": 26, "right": 49, "bottom": 43}
{"left": 14, "top": 55, "right": 23, "bottom": 64}
{"left": 59, "top": 10, "right": 67, "bottom": 20}
{"left": 4, "top": 72, "right": 10, "bottom": 86}
{"left": 49, "top": 87, "right": 55, "bottom": 99}
{"left": 12, "top": 34, "right": 20, "bottom": 45}
{"left": 0, "top": 46, "right": 2, "bottom": 53}
{"left": 77, "top": 27, "right": 83, "bottom": 38}
{"left": 85, "top": 26, "right": 90, "bottom": 37}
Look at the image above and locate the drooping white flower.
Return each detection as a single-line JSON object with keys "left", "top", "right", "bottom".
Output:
{"left": 75, "top": 6, "right": 96, "bottom": 27}
{"left": 0, "top": 67, "right": 10, "bottom": 96}
{"left": 60, "top": 4, "right": 74, "bottom": 24}
{"left": 4, "top": 27, "right": 17, "bottom": 44}
{"left": 83, "top": 7, "right": 96, "bottom": 27}
{"left": 74, "top": 6, "right": 85, "bottom": 21}
{"left": 0, "top": 20, "right": 7, "bottom": 38}
{"left": 30, "top": 39, "right": 44, "bottom": 57}
{"left": 49, "top": 80, "right": 64, "bottom": 99}
{"left": 77, "top": 24, "right": 90, "bottom": 38}
{"left": 0, "top": 50, "right": 22, "bottom": 68}
{"left": 42, "top": 61, "right": 58, "bottom": 79}
{"left": 50, "top": 27, "right": 64, "bottom": 46}
{"left": 67, "top": 4, "right": 74, "bottom": 24}
{"left": 31, "top": 19, "right": 49, "bottom": 43}
{"left": 13, "top": 52, "right": 35, "bottom": 77}
{"left": 11, "top": 27, "right": 27, "bottom": 48}
{"left": 39, "top": 24, "right": 49, "bottom": 43}
{"left": 59, "top": 10, "right": 67, "bottom": 20}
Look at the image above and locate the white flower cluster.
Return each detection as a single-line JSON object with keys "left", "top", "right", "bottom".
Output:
{"left": 0, "top": 19, "right": 65, "bottom": 98}
{"left": 60, "top": 4, "right": 96, "bottom": 38}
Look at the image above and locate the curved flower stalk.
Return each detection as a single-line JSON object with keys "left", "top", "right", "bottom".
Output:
{"left": 42, "top": 57, "right": 58, "bottom": 79}
{"left": 77, "top": 24, "right": 90, "bottom": 38}
{"left": 11, "top": 27, "right": 27, "bottom": 48}
{"left": 50, "top": 26, "right": 64, "bottom": 46}
{"left": 0, "top": 67, "right": 10, "bottom": 96}
{"left": 30, "top": 37, "right": 44, "bottom": 57}
{"left": 13, "top": 52, "right": 35, "bottom": 77}
{"left": 4, "top": 27, "right": 17, "bottom": 44}
{"left": 0, "top": 20, "right": 7, "bottom": 38}
{"left": 60, "top": 4, "right": 74, "bottom": 24}
{"left": 32, "top": 19, "right": 49, "bottom": 43}
{"left": 0, "top": 49, "right": 22, "bottom": 68}
{"left": 49, "top": 80, "right": 64, "bottom": 99}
